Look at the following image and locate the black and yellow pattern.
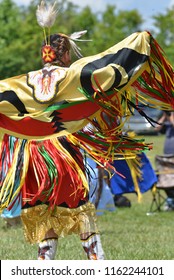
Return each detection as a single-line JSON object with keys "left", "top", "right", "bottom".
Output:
{"left": 0, "top": 31, "right": 173, "bottom": 140}
{"left": 0, "top": 31, "right": 174, "bottom": 212}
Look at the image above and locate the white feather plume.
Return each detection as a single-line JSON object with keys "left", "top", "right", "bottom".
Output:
{"left": 36, "top": 0, "right": 58, "bottom": 28}
{"left": 69, "top": 40, "right": 83, "bottom": 58}
{"left": 69, "top": 30, "right": 92, "bottom": 41}
{"left": 70, "top": 30, "right": 87, "bottom": 40}
{"left": 69, "top": 30, "right": 92, "bottom": 58}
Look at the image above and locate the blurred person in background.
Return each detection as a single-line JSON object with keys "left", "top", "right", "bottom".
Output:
{"left": 155, "top": 111, "right": 174, "bottom": 210}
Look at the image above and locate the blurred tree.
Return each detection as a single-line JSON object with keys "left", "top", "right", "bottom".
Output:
{"left": 0, "top": 0, "right": 25, "bottom": 78}
{"left": 1, "top": 0, "right": 173, "bottom": 78}
{"left": 153, "top": 6, "right": 174, "bottom": 65}
{"left": 90, "top": 5, "right": 143, "bottom": 53}
{"left": 69, "top": 6, "right": 98, "bottom": 57}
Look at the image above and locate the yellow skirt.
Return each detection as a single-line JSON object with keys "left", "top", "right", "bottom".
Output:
{"left": 21, "top": 202, "right": 99, "bottom": 244}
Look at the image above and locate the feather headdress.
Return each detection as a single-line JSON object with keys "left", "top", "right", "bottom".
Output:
{"left": 36, "top": 1, "right": 91, "bottom": 58}
{"left": 36, "top": 0, "right": 58, "bottom": 28}
{"left": 36, "top": 0, "right": 58, "bottom": 44}
{"left": 69, "top": 30, "right": 92, "bottom": 58}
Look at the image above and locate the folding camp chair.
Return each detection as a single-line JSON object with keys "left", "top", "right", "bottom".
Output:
{"left": 148, "top": 154, "right": 174, "bottom": 213}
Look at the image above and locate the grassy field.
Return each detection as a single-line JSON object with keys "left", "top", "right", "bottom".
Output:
{"left": 1, "top": 134, "right": 173, "bottom": 260}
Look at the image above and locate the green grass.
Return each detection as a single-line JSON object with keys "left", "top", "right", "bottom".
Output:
{"left": 1, "top": 134, "right": 172, "bottom": 260}
{"left": 1, "top": 198, "right": 174, "bottom": 260}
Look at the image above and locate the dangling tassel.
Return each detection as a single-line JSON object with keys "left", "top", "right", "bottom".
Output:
{"left": 24, "top": 138, "right": 88, "bottom": 209}
{"left": 132, "top": 32, "right": 174, "bottom": 109}
{"left": 125, "top": 156, "right": 143, "bottom": 201}
{"left": 0, "top": 136, "right": 30, "bottom": 211}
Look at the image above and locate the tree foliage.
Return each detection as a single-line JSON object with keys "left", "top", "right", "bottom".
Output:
{"left": 152, "top": 6, "right": 174, "bottom": 65}
{"left": 0, "top": 0, "right": 173, "bottom": 78}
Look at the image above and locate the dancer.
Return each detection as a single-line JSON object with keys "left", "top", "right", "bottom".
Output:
{"left": 0, "top": 2, "right": 105, "bottom": 260}
{"left": 0, "top": 1, "right": 174, "bottom": 260}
